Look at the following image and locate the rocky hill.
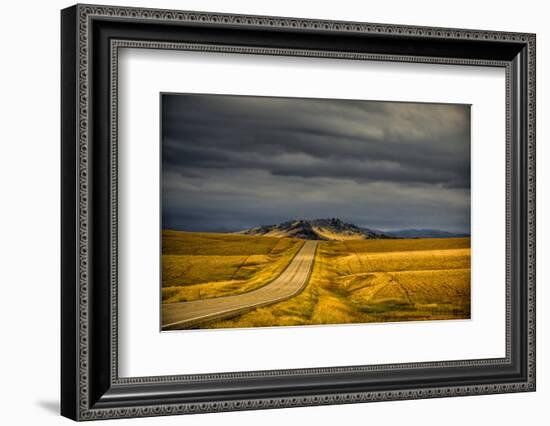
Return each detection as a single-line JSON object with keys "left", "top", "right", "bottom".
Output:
{"left": 239, "top": 218, "right": 394, "bottom": 241}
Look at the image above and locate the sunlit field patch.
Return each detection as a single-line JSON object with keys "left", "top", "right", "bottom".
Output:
{"left": 162, "top": 230, "right": 303, "bottom": 302}
{"left": 204, "top": 237, "right": 470, "bottom": 329}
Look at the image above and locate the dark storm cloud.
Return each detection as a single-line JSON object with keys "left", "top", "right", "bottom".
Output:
{"left": 161, "top": 94, "right": 471, "bottom": 232}
{"left": 163, "top": 95, "right": 470, "bottom": 188}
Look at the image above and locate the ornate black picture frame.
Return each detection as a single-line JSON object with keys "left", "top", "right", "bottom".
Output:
{"left": 61, "top": 4, "right": 536, "bottom": 421}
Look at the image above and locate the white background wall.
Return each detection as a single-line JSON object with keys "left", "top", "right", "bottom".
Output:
{"left": 0, "top": 0, "right": 547, "bottom": 424}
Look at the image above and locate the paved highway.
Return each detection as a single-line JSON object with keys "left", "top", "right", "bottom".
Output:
{"left": 162, "top": 241, "right": 318, "bottom": 330}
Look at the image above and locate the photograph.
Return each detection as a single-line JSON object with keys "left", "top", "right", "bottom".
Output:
{"left": 160, "top": 93, "right": 472, "bottom": 331}
{"left": 57, "top": 3, "right": 536, "bottom": 420}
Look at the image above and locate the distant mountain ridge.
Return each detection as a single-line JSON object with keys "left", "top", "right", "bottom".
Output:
{"left": 384, "top": 229, "right": 470, "bottom": 239}
{"left": 240, "top": 218, "right": 394, "bottom": 241}
{"left": 239, "top": 218, "right": 469, "bottom": 241}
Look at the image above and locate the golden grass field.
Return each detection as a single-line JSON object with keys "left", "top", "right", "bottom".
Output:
{"left": 162, "top": 231, "right": 471, "bottom": 329}
{"left": 162, "top": 230, "right": 303, "bottom": 302}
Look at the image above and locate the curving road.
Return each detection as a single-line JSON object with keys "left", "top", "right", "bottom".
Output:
{"left": 162, "top": 241, "right": 318, "bottom": 330}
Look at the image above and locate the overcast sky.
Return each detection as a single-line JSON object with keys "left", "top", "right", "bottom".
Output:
{"left": 162, "top": 94, "right": 470, "bottom": 233}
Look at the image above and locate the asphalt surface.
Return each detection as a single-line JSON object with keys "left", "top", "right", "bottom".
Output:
{"left": 162, "top": 241, "right": 318, "bottom": 330}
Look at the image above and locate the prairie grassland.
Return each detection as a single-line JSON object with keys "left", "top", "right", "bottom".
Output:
{"left": 162, "top": 230, "right": 303, "bottom": 302}
{"left": 338, "top": 248, "right": 470, "bottom": 274}
{"left": 204, "top": 238, "right": 470, "bottom": 329}
{"left": 333, "top": 237, "right": 470, "bottom": 253}
{"left": 163, "top": 230, "right": 284, "bottom": 255}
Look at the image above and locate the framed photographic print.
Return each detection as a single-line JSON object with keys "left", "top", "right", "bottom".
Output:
{"left": 61, "top": 4, "right": 536, "bottom": 421}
